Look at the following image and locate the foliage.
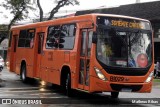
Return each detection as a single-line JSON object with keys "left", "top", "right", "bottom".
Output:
{"left": 0, "top": 25, "right": 8, "bottom": 43}
{"left": 37, "top": 0, "right": 80, "bottom": 21}
{"left": 1, "top": 0, "right": 35, "bottom": 31}
{"left": 153, "top": 79, "right": 160, "bottom": 82}
{"left": 0, "top": 0, "right": 80, "bottom": 30}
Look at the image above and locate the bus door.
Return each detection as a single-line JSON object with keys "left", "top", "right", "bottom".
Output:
{"left": 10, "top": 35, "right": 18, "bottom": 72}
{"left": 34, "top": 32, "right": 44, "bottom": 78}
{"left": 78, "top": 29, "right": 93, "bottom": 90}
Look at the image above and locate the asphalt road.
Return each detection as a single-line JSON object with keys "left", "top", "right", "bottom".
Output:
{"left": 0, "top": 67, "right": 160, "bottom": 107}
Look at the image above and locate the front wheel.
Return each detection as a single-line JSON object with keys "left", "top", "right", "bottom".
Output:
{"left": 111, "top": 92, "right": 119, "bottom": 98}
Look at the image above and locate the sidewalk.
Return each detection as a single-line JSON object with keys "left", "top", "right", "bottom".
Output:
{"left": 153, "top": 79, "right": 160, "bottom": 88}
{"left": 0, "top": 67, "right": 19, "bottom": 80}
{"left": 0, "top": 67, "right": 19, "bottom": 87}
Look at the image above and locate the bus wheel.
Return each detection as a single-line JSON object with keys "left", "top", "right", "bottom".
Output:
{"left": 111, "top": 92, "right": 119, "bottom": 98}
{"left": 65, "top": 73, "right": 72, "bottom": 97}
{"left": 20, "top": 65, "right": 27, "bottom": 83}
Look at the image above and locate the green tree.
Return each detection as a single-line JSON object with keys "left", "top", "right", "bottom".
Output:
{"left": 37, "top": 0, "right": 79, "bottom": 22}
{"left": 0, "top": 0, "right": 80, "bottom": 30}
{"left": 1, "top": 0, "right": 35, "bottom": 31}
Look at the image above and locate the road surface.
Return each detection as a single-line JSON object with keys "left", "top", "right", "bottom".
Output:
{"left": 0, "top": 67, "right": 159, "bottom": 107}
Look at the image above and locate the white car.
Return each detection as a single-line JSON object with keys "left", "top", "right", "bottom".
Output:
{"left": 0, "top": 56, "right": 4, "bottom": 69}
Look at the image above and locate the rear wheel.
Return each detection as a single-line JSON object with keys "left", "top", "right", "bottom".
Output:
{"left": 111, "top": 92, "right": 119, "bottom": 98}
{"left": 65, "top": 73, "right": 72, "bottom": 97}
{"left": 20, "top": 65, "right": 28, "bottom": 83}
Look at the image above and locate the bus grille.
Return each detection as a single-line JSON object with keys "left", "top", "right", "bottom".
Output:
{"left": 110, "top": 84, "right": 143, "bottom": 92}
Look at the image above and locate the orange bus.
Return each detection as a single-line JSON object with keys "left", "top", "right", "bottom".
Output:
{"left": 7, "top": 14, "right": 154, "bottom": 98}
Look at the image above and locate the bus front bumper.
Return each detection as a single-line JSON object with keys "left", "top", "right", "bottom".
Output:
{"left": 89, "top": 76, "right": 152, "bottom": 93}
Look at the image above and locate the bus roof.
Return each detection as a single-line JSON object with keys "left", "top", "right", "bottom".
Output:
{"left": 92, "top": 13, "right": 149, "bottom": 22}
{"left": 11, "top": 13, "right": 150, "bottom": 30}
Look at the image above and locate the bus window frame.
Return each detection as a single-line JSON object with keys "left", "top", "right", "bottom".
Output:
{"left": 26, "top": 29, "right": 36, "bottom": 48}
{"left": 18, "top": 28, "right": 36, "bottom": 49}
{"left": 46, "top": 23, "right": 77, "bottom": 50}
{"left": 59, "top": 23, "right": 76, "bottom": 50}
{"left": 46, "top": 25, "right": 61, "bottom": 49}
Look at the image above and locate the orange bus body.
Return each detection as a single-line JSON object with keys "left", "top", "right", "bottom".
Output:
{"left": 6, "top": 14, "right": 154, "bottom": 96}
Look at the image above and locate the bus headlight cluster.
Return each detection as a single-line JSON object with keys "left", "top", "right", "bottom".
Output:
{"left": 94, "top": 67, "right": 107, "bottom": 81}
{"left": 145, "top": 71, "right": 154, "bottom": 83}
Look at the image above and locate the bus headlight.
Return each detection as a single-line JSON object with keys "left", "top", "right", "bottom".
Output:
{"left": 94, "top": 67, "right": 107, "bottom": 81}
{"left": 145, "top": 71, "right": 154, "bottom": 83}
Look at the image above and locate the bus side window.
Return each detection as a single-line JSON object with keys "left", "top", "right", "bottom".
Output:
{"left": 18, "top": 29, "right": 35, "bottom": 48}
{"left": 46, "top": 26, "right": 60, "bottom": 49}
{"left": 87, "top": 31, "right": 93, "bottom": 57}
{"left": 9, "top": 31, "right": 12, "bottom": 47}
{"left": 18, "top": 30, "right": 27, "bottom": 47}
{"left": 26, "top": 29, "right": 35, "bottom": 48}
{"left": 38, "top": 33, "right": 44, "bottom": 54}
{"left": 81, "top": 31, "right": 87, "bottom": 56}
{"left": 60, "top": 24, "right": 76, "bottom": 49}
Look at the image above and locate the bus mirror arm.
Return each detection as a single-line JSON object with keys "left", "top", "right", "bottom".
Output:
{"left": 92, "top": 32, "right": 97, "bottom": 44}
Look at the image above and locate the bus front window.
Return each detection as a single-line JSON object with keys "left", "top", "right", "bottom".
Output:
{"left": 96, "top": 28, "right": 152, "bottom": 68}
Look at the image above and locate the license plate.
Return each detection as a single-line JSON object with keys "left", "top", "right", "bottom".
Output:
{"left": 121, "top": 88, "right": 132, "bottom": 92}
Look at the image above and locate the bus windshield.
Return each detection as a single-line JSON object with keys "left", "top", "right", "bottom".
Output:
{"left": 96, "top": 17, "right": 152, "bottom": 68}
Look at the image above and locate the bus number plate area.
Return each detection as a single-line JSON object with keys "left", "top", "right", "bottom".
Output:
{"left": 121, "top": 88, "right": 132, "bottom": 92}
{"left": 110, "top": 76, "right": 133, "bottom": 92}
{"left": 110, "top": 76, "right": 124, "bottom": 82}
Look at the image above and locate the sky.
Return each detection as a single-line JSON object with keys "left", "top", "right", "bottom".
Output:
{"left": 0, "top": 0, "right": 160, "bottom": 24}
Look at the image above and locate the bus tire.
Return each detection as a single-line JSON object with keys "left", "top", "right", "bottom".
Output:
{"left": 111, "top": 92, "right": 119, "bottom": 98}
{"left": 65, "top": 73, "right": 72, "bottom": 97}
{"left": 20, "top": 65, "right": 28, "bottom": 83}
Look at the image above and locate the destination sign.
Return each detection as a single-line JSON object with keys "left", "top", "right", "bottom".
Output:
{"left": 97, "top": 16, "right": 151, "bottom": 30}
{"left": 111, "top": 20, "right": 142, "bottom": 29}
